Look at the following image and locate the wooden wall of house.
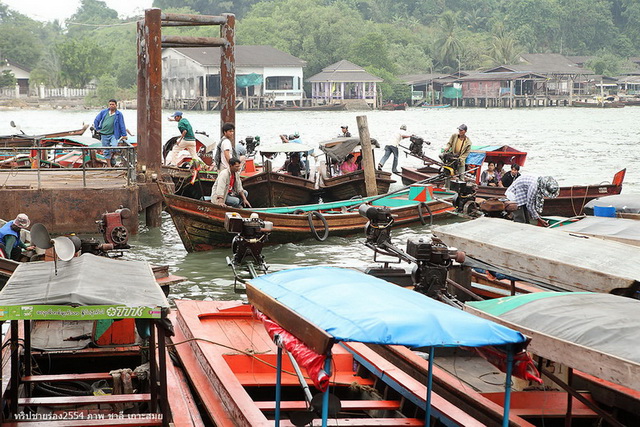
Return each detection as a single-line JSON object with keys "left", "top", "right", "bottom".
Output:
{"left": 462, "top": 81, "right": 502, "bottom": 97}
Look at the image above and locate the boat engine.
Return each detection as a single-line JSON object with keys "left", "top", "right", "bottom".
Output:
{"left": 96, "top": 207, "right": 131, "bottom": 251}
{"left": 407, "top": 236, "right": 464, "bottom": 298}
{"left": 359, "top": 204, "right": 394, "bottom": 246}
{"left": 408, "top": 135, "right": 430, "bottom": 157}
{"left": 449, "top": 180, "right": 481, "bottom": 217}
{"left": 439, "top": 152, "right": 461, "bottom": 177}
{"left": 245, "top": 136, "right": 260, "bottom": 156}
{"left": 225, "top": 212, "right": 273, "bottom": 290}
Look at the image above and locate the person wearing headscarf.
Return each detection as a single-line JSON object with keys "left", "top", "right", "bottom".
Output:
{"left": 0, "top": 214, "right": 34, "bottom": 260}
{"left": 505, "top": 175, "right": 559, "bottom": 226}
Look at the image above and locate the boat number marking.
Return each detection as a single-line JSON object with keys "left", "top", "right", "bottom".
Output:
{"left": 197, "top": 206, "right": 211, "bottom": 213}
{"left": 278, "top": 176, "right": 285, "bottom": 182}
{"left": 598, "top": 187, "right": 607, "bottom": 193}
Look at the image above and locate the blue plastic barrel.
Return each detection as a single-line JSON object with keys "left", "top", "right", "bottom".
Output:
{"left": 593, "top": 206, "right": 616, "bottom": 218}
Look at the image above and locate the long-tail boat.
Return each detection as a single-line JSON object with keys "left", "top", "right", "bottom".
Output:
{"left": 400, "top": 145, "right": 625, "bottom": 216}
{"left": 0, "top": 124, "right": 89, "bottom": 148}
{"left": 318, "top": 137, "right": 394, "bottom": 202}
{"left": 0, "top": 254, "right": 203, "bottom": 427}
{"left": 170, "top": 266, "right": 534, "bottom": 426}
{"left": 159, "top": 180, "right": 454, "bottom": 251}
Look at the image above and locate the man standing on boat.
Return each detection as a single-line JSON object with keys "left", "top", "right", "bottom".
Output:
{"left": 166, "top": 111, "right": 202, "bottom": 166}
{"left": 93, "top": 99, "right": 127, "bottom": 166}
{"left": 212, "top": 157, "right": 251, "bottom": 208}
{"left": 378, "top": 124, "right": 411, "bottom": 174}
{"left": 442, "top": 124, "right": 471, "bottom": 177}
{"left": 339, "top": 125, "right": 351, "bottom": 137}
{"left": 215, "top": 122, "right": 236, "bottom": 171}
{"left": 505, "top": 175, "right": 559, "bottom": 227}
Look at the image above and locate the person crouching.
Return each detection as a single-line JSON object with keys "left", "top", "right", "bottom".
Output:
{"left": 211, "top": 157, "right": 251, "bottom": 208}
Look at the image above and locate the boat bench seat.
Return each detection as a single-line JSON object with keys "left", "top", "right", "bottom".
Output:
{"left": 481, "top": 391, "right": 598, "bottom": 417}
{"left": 18, "top": 393, "right": 151, "bottom": 407}
{"left": 256, "top": 399, "right": 402, "bottom": 411}
{"left": 2, "top": 419, "right": 162, "bottom": 427}
{"left": 21, "top": 373, "right": 137, "bottom": 383}
{"left": 235, "top": 372, "right": 374, "bottom": 387}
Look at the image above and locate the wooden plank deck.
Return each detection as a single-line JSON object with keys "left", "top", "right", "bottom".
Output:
{"left": 0, "top": 170, "right": 129, "bottom": 190}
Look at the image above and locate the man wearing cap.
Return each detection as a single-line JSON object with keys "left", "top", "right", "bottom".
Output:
{"left": 505, "top": 175, "right": 559, "bottom": 226}
{"left": 93, "top": 99, "right": 127, "bottom": 166}
{"left": 338, "top": 125, "right": 351, "bottom": 137}
{"left": 378, "top": 124, "right": 411, "bottom": 174}
{"left": 166, "top": 111, "right": 201, "bottom": 166}
{"left": 0, "top": 214, "right": 34, "bottom": 260}
{"left": 443, "top": 124, "right": 472, "bottom": 176}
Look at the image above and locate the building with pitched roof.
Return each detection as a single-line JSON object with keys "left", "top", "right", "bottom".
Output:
{"left": 306, "top": 60, "right": 383, "bottom": 108}
{"left": 162, "top": 45, "right": 306, "bottom": 110}
{"left": 0, "top": 60, "right": 30, "bottom": 97}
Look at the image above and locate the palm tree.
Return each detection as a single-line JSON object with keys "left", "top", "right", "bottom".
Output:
{"left": 435, "top": 11, "right": 463, "bottom": 70}
{"left": 484, "top": 27, "right": 523, "bottom": 67}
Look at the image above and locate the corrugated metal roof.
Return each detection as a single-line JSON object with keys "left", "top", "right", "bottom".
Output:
{"left": 169, "top": 45, "right": 307, "bottom": 67}
{"left": 306, "top": 60, "right": 383, "bottom": 82}
{"left": 398, "top": 73, "right": 456, "bottom": 84}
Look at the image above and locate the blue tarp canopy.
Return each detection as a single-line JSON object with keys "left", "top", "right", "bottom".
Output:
{"left": 249, "top": 266, "right": 526, "bottom": 349}
{"left": 465, "top": 152, "right": 485, "bottom": 165}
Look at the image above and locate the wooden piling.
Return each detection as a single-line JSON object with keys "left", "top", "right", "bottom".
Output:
{"left": 356, "top": 116, "right": 378, "bottom": 197}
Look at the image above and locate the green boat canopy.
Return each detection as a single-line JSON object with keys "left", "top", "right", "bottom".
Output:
{"left": 0, "top": 253, "right": 169, "bottom": 320}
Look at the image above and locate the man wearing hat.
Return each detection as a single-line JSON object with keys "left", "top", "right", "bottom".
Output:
{"left": 0, "top": 214, "right": 34, "bottom": 260}
{"left": 443, "top": 124, "right": 472, "bottom": 176}
{"left": 166, "top": 111, "right": 201, "bottom": 166}
{"left": 506, "top": 175, "right": 559, "bottom": 226}
{"left": 338, "top": 125, "right": 351, "bottom": 137}
{"left": 378, "top": 124, "right": 411, "bottom": 174}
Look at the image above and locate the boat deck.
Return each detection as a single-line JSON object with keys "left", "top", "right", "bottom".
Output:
{"left": 0, "top": 169, "right": 130, "bottom": 190}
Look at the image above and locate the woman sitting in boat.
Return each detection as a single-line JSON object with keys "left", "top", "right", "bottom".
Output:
{"left": 480, "top": 162, "right": 499, "bottom": 186}
{"left": 340, "top": 153, "right": 358, "bottom": 174}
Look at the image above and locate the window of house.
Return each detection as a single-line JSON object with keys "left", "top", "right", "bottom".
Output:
{"left": 266, "top": 76, "right": 294, "bottom": 90}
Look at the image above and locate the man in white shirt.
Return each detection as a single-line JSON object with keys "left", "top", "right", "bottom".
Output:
{"left": 378, "top": 124, "right": 411, "bottom": 174}
{"left": 215, "top": 122, "right": 236, "bottom": 171}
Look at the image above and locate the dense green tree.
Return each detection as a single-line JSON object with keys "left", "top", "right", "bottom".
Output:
{"left": 29, "top": 49, "right": 63, "bottom": 87}
{"left": 586, "top": 52, "right": 623, "bottom": 76}
{"left": 0, "top": 70, "right": 16, "bottom": 88}
{"left": 66, "top": 0, "right": 120, "bottom": 37}
{"left": 56, "top": 38, "right": 107, "bottom": 87}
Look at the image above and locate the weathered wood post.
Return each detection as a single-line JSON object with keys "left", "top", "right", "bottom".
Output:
{"left": 138, "top": 8, "right": 163, "bottom": 228}
{"left": 356, "top": 115, "right": 378, "bottom": 197}
{"left": 220, "top": 13, "right": 236, "bottom": 132}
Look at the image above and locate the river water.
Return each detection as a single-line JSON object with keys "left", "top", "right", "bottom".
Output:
{"left": 1, "top": 107, "right": 638, "bottom": 300}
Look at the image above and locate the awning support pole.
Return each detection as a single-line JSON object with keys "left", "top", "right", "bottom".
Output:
{"left": 274, "top": 346, "right": 282, "bottom": 426}
{"left": 425, "top": 346, "right": 435, "bottom": 427}
{"left": 321, "top": 355, "right": 332, "bottom": 427}
{"left": 503, "top": 344, "right": 513, "bottom": 427}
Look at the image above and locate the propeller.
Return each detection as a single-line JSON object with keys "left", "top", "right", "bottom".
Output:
{"left": 10, "top": 120, "right": 24, "bottom": 134}
{"left": 290, "top": 393, "right": 341, "bottom": 426}
{"left": 30, "top": 223, "right": 77, "bottom": 262}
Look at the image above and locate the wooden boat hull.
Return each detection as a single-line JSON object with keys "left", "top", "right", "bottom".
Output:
{"left": 242, "top": 170, "right": 318, "bottom": 207}
{"left": 159, "top": 181, "right": 454, "bottom": 251}
{"left": 172, "top": 300, "right": 528, "bottom": 426}
{"left": 321, "top": 170, "right": 394, "bottom": 202}
{"left": 0, "top": 125, "right": 90, "bottom": 148}
{"left": 401, "top": 166, "right": 624, "bottom": 216}
{"left": 572, "top": 101, "right": 625, "bottom": 108}
{"left": 267, "top": 103, "right": 347, "bottom": 111}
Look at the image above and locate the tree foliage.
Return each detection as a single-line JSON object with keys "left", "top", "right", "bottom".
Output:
{"left": 0, "top": 70, "right": 16, "bottom": 88}
{"left": 0, "top": 0, "right": 639, "bottom": 102}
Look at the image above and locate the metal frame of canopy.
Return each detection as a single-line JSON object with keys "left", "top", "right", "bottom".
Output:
{"left": 247, "top": 267, "right": 527, "bottom": 427}
{"left": 0, "top": 255, "right": 171, "bottom": 425}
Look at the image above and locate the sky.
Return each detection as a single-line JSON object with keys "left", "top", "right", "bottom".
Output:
{"left": 2, "top": 0, "right": 153, "bottom": 23}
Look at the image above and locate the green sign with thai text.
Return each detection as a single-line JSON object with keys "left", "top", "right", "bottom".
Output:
{"left": 0, "top": 305, "right": 163, "bottom": 321}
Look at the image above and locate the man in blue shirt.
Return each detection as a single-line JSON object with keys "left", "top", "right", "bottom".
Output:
{"left": 94, "top": 99, "right": 127, "bottom": 166}
{"left": 0, "top": 214, "right": 34, "bottom": 260}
